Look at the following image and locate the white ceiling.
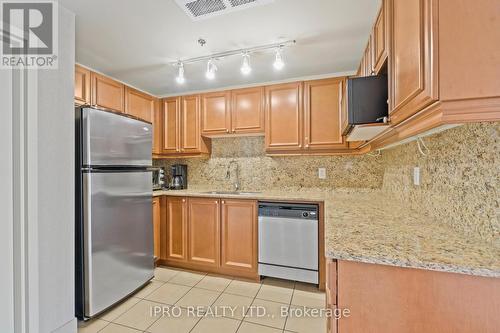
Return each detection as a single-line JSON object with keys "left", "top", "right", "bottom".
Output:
{"left": 59, "top": 0, "right": 381, "bottom": 97}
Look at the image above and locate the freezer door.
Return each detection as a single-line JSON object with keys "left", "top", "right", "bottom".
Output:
{"left": 81, "top": 107, "right": 152, "bottom": 166}
{"left": 83, "top": 170, "right": 153, "bottom": 317}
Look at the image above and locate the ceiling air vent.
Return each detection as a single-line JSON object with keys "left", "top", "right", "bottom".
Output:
{"left": 175, "top": 0, "right": 274, "bottom": 21}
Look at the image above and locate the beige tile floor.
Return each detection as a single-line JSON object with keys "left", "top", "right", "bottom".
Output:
{"left": 78, "top": 267, "right": 327, "bottom": 333}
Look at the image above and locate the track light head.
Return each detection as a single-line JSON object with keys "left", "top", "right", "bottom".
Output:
{"left": 273, "top": 47, "right": 285, "bottom": 70}
{"left": 240, "top": 53, "right": 252, "bottom": 75}
{"left": 176, "top": 62, "right": 185, "bottom": 84}
{"left": 206, "top": 59, "right": 217, "bottom": 80}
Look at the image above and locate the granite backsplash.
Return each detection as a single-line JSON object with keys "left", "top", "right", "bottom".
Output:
{"left": 154, "top": 136, "right": 385, "bottom": 190}
{"left": 154, "top": 122, "right": 499, "bottom": 242}
{"left": 380, "top": 122, "right": 499, "bottom": 242}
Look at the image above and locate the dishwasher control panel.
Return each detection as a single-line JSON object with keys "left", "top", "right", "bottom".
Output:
{"left": 258, "top": 202, "right": 318, "bottom": 220}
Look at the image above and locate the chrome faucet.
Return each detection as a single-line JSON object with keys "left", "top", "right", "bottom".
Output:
{"left": 226, "top": 160, "right": 240, "bottom": 191}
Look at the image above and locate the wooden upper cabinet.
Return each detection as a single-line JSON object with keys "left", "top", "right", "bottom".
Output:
{"left": 90, "top": 72, "right": 125, "bottom": 113}
{"left": 304, "top": 78, "right": 346, "bottom": 150}
{"left": 201, "top": 91, "right": 231, "bottom": 135}
{"left": 389, "top": 0, "right": 438, "bottom": 124}
{"left": 221, "top": 199, "right": 258, "bottom": 274}
{"left": 166, "top": 197, "right": 188, "bottom": 262}
{"left": 152, "top": 98, "right": 162, "bottom": 155}
{"left": 187, "top": 198, "right": 220, "bottom": 267}
{"left": 364, "top": 37, "right": 373, "bottom": 76}
{"left": 180, "top": 95, "right": 203, "bottom": 153}
{"left": 265, "top": 82, "right": 303, "bottom": 152}
{"left": 231, "top": 87, "right": 265, "bottom": 134}
{"left": 152, "top": 197, "right": 160, "bottom": 259}
{"left": 124, "top": 87, "right": 154, "bottom": 122}
{"left": 162, "top": 97, "right": 181, "bottom": 154}
{"left": 372, "top": 0, "right": 389, "bottom": 74}
{"left": 75, "top": 65, "right": 91, "bottom": 105}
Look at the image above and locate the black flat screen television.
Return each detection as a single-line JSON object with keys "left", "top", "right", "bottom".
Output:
{"left": 347, "top": 74, "right": 388, "bottom": 126}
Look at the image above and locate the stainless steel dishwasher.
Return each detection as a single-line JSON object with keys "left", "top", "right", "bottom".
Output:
{"left": 258, "top": 202, "right": 319, "bottom": 284}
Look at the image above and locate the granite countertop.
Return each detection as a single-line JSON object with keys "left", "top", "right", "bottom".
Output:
{"left": 153, "top": 188, "right": 500, "bottom": 278}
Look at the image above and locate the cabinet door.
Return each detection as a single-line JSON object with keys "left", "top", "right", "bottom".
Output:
{"left": 337, "top": 260, "right": 500, "bottom": 333}
{"left": 90, "top": 72, "right": 125, "bottom": 112}
{"left": 304, "top": 78, "right": 346, "bottom": 150}
{"left": 75, "top": 65, "right": 91, "bottom": 105}
{"left": 125, "top": 87, "right": 154, "bottom": 122}
{"left": 166, "top": 197, "right": 187, "bottom": 262}
{"left": 364, "top": 37, "right": 373, "bottom": 76}
{"left": 180, "top": 95, "right": 202, "bottom": 153}
{"left": 187, "top": 198, "right": 220, "bottom": 267}
{"left": 389, "top": 0, "right": 438, "bottom": 124}
{"left": 152, "top": 197, "right": 161, "bottom": 259}
{"left": 231, "top": 87, "right": 265, "bottom": 134}
{"left": 152, "top": 98, "right": 161, "bottom": 154}
{"left": 372, "top": 0, "right": 389, "bottom": 74}
{"left": 265, "top": 82, "right": 303, "bottom": 151}
{"left": 201, "top": 91, "right": 231, "bottom": 135}
{"left": 162, "top": 97, "right": 180, "bottom": 154}
{"left": 221, "top": 199, "right": 257, "bottom": 273}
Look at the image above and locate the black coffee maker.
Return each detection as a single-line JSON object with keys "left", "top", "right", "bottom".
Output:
{"left": 170, "top": 164, "right": 188, "bottom": 190}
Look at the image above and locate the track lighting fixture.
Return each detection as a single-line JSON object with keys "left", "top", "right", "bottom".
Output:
{"left": 171, "top": 40, "right": 295, "bottom": 83}
{"left": 273, "top": 47, "right": 285, "bottom": 70}
{"left": 206, "top": 59, "right": 217, "bottom": 80}
{"left": 176, "top": 62, "right": 185, "bottom": 84}
{"left": 240, "top": 53, "right": 252, "bottom": 75}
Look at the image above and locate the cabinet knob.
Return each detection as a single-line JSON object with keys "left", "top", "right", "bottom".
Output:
{"left": 221, "top": 200, "right": 225, "bottom": 204}
{"left": 182, "top": 199, "right": 186, "bottom": 203}
{"left": 226, "top": 129, "right": 229, "bottom": 133}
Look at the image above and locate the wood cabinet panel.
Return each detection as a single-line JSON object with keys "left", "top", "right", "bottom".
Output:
{"left": 337, "top": 260, "right": 500, "bottom": 333}
{"left": 221, "top": 199, "right": 257, "bottom": 273}
{"left": 201, "top": 91, "right": 231, "bottom": 135}
{"left": 152, "top": 98, "right": 161, "bottom": 154}
{"left": 152, "top": 197, "right": 160, "bottom": 259}
{"left": 124, "top": 87, "right": 154, "bottom": 122}
{"left": 231, "top": 87, "right": 265, "bottom": 134}
{"left": 90, "top": 72, "right": 125, "bottom": 112}
{"left": 162, "top": 97, "right": 180, "bottom": 154}
{"left": 389, "top": 0, "right": 438, "bottom": 124}
{"left": 181, "top": 95, "right": 201, "bottom": 153}
{"left": 439, "top": 0, "right": 500, "bottom": 101}
{"left": 187, "top": 198, "right": 220, "bottom": 267}
{"left": 265, "top": 82, "right": 303, "bottom": 151}
{"left": 364, "top": 37, "right": 373, "bottom": 75}
{"left": 75, "top": 65, "right": 91, "bottom": 105}
{"left": 372, "top": 0, "right": 388, "bottom": 73}
{"left": 304, "top": 78, "right": 346, "bottom": 150}
{"left": 166, "top": 197, "right": 187, "bottom": 262}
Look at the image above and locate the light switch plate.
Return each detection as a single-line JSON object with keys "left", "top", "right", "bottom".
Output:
{"left": 318, "top": 168, "right": 326, "bottom": 179}
{"left": 413, "top": 167, "right": 420, "bottom": 186}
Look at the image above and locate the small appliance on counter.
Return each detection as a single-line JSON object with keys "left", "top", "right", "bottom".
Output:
{"left": 170, "top": 164, "right": 187, "bottom": 190}
{"left": 152, "top": 167, "right": 165, "bottom": 190}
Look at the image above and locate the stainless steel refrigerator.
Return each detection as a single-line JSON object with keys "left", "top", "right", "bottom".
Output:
{"left": 75, "top": 107, "right": 154, "bottom": 320}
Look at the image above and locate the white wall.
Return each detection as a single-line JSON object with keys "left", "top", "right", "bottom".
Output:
{"left": 0, "top": 5, "right": 76, "bottom": 333}
{"left": 37, "top": 6, "right": 76, "bottom": 333}
{"left": 0, "top": 57, "right": 15, "bottom": 333}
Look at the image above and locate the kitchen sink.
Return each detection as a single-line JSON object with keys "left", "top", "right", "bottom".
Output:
{"left": 201, "top": 191, "right": 262, "bottom": 196}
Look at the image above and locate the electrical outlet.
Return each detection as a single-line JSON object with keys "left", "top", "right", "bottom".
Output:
{"left": 413, "top": 167, "right": 420, "bottom": 186}
{"left": 318, "top": 168, "right": 326, "bottom": 179}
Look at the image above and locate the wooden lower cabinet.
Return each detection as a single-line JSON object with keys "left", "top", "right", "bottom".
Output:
{"left": 187, "top": 198, "right": 220, "bottom": 267}
{"left": 152, "top": 197, "right": 161, "bottom": 259}
{"left": 165, "top": 197, "right": 188, "bottom": 262}
{"left": 160, "top": 196, "right": 258, "bottom": 279}
{"left": 221, "top": 199, "right": 257, "bottom": 274}
{"left": 328, "top": 260, "right": 500, "bottom": 333}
